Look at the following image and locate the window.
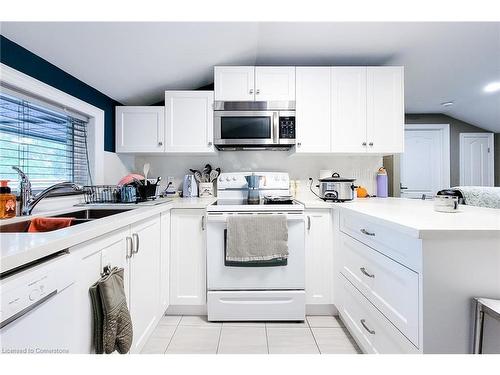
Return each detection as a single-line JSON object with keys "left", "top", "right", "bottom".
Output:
{"left": 0, "top": 88, "right": 91, "bottom": 192}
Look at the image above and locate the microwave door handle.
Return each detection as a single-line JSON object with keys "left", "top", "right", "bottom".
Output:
{"left": 272, "top": 112, "right": 279, "bottom": 143}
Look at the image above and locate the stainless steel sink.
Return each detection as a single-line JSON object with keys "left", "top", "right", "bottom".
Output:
{"left": 0, "top": 208, "right": 133, "bottom": 233}
{"left": 53, "top": 208, "right": 133, "bottom": 220}
{"left": 0, "top": 218, "right": 92, "bottom": 233}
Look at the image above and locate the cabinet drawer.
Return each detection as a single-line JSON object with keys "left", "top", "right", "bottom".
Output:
{"left": 339, "top": 211, "right": 421, "bottom": 271}
{"left": 340, "top": 233, "right": 419, "bottom": 346}
{"left": 339, "top": 275, "right": 418, "bottom": 354}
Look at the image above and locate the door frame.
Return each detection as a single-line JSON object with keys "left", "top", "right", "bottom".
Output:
{"left": 459, "top": 133, "right": 495, "bottom": 186}
{"left": 401, "top": 124, "right": 451, "bottom": 195}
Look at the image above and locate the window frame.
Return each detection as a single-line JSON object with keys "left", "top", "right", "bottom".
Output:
{"left": 0, "top": 63, "right": 105, "bottom": 194}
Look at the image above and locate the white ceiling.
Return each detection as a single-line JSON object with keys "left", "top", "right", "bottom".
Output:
{"left": 1, "top": 22, "right": 499, "bottom": 132}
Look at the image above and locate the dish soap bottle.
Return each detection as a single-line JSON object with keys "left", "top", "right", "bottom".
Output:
{"left": 0, "top": 180, "right": 17, "bottom": 219}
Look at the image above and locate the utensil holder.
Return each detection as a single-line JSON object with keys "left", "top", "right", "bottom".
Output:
{"left": 199, "top": 182, "right": 214, "bottom": 198}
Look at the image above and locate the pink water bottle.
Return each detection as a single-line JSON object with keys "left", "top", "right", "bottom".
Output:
{"left": 376, "top": 167, "right": 388, "bottom": 198}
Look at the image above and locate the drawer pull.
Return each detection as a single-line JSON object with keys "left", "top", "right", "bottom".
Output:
{"left": 360, "top": 228, "right": 375, "bottom": 236}
{"left": 360, "top": 267, "right": 375, "bottom": 278}
{"left": 360, "top": 319, "right": 376, "bottom": 335}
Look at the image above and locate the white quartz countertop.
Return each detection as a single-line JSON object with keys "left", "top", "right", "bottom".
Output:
{"left": 297, "top": 196, "right": 500, "bottom": 239}
{"left": 0, "top": 197, "right": 216, "bottom": 274}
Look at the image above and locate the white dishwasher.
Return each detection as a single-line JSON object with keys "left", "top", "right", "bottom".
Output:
{"left": 1, "top": 252, "right": 77, "bottom": 354}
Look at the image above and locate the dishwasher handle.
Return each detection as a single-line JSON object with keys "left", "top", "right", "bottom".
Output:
{"left": 0, "top": 290, "right": 58, "bottom": 329}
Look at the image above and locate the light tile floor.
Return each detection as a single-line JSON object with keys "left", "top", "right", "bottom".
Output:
{"left": 141, "top": 315, "right": 361, "bottom": 354}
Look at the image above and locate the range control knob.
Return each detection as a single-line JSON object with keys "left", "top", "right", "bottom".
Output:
{"left": 225, "top": 177, "right": 231, "bottom": 182}
{"left": 232, "top": 177, "right": 237, "bottom": 181}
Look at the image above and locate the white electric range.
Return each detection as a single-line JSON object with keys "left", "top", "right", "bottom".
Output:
{"left": 206, "top": 172, "right": 306, "bottom": 321}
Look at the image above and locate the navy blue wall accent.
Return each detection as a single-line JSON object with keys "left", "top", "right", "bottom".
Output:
{"left": 0, "top": 35, "right": 121, "bottom": 152}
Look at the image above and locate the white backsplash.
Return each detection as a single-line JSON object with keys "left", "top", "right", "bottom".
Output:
{"left": 134, "top": 152, "right": 383, "bottom": 196}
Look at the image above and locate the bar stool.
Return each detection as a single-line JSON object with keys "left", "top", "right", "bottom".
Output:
{"left": 472, "top": 298, "right": 500, "bottom": 353}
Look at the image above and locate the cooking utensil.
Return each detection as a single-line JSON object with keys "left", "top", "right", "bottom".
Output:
{"left": 143, "top": 163, "right": 151, "bottom": 181}
{"left": 190, "top": 169, "right": 203, "bottom": 183}
{"left": 209, "top": 170, "right": 219, "bottom": 183}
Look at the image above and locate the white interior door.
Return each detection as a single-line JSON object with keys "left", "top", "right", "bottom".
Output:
{"left": 400, "top": 125, "right": 450, "bottom": 199}
{"left": 460, "top": 133, "right": 495, "bottom": 186}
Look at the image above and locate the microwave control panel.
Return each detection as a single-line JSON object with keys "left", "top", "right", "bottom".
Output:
{"left": 279, "top": 116, "right": 296, "bottom": 139}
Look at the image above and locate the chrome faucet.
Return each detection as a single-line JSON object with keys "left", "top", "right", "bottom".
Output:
{"left": 12, "top": 166, "right": 83, "bottom": 216}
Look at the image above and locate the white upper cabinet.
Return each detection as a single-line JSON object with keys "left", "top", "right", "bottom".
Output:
{"left": 294, "top": 66, "right": 404, "bottom": 154}
{"left": 214, "top": 66, "right": 295, "bottom": 102}
{"left": 295, "top": 67, "right": 331, "bottom": 153}
{"left": 164, "top": 91, "right": 215, "bottom": 153}
{"left": 115, "top": 106, "right": 165, "bottom": 153}
{"left": 366, "top": 67, "right": 404, "bottom": 154}
{"left": 331, "top": 67, "right": 368, "bottom": 153}
{"left": 214, "top": 66, "right": 255, "bottom": 101}
{"left": 254, "top": 67, "right": 296, "bottom": 101}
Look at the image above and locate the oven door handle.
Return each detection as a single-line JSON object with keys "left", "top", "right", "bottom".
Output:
{"left": 207, "top": 214, "right": 305, "bottom": 223}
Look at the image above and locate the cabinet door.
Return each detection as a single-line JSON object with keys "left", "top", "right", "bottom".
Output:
{"left": 129, "top": 216, "right": 162, "bottom": 353}
{"left": 170, "top": 209, "right": 206, "bottom": 305}
{"left": 116, "top": 106, "right": 165, "bottom": 153}
{"left": 159, "top": 211, "right": 171, "bottom": 314}
{"left": 305, "top": 210, "right": 334, "bottom": 304}
{"left": 255, "top": 66, "right": 296, "bottom": 101}
{"left": 165, "top": 91, "right": 215, "bottom": 153}
{"left": 366, "top": 67, "right": 404, "bottom": 153}
{"left": 331, "top": 67, "right": 368, "bottom": 153}
{"left": 295, "top": 67, "right": 332, "bottom": 153}
{"left": 72, "top": 228, "right": 130, "bottom": 354}
{"left": 214, "top": 66, "right": 255, "bottom": 101}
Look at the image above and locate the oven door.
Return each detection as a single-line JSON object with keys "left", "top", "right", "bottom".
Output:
{"left": 206, "top": 213, "right": 305, "bottom": 290}
{"left": 214, "top": 111, "right": 278, "bottom": 146}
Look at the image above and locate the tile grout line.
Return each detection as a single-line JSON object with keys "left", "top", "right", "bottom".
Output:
{"left": 307, "top": 317, "right": 322, "bottom": 354}
{"left": 264, "top": 322, "right": 270, "bottom": 354}
{"left": 215, "top": 322, "right": 223, "bottom": 354}
{"left": 163, "top": 315, "right": 182, "bottom": 354}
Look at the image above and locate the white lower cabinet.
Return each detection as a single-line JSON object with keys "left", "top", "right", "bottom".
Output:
{"left": 128, "top": 216, "right": 162, "bottom": 353}
{"left": 72, "top": 214, "right": 162, "bottom": 354}
{"left": 305, "top": 209, "right": 334, "bottom": 305}
{"left": 169, "top": 209, "right": 207, "bottom": 306}
{"left": 339, "top": 275, "right": 418, "bottom": 354}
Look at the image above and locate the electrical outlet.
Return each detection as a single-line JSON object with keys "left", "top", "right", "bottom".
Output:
{"left": 166, "top": 176, "right": 176, "bottom": 192}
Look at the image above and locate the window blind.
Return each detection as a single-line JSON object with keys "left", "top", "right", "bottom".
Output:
{"left": 0, "top": 89, "right": 91, "bottom": 192}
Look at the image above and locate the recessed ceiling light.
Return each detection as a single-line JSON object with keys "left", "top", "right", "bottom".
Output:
{"left": 484, "top": 82, "right": 500, "bottom": 93}
{"left": 441, "top": 101, "right": 454, "bottom": 107}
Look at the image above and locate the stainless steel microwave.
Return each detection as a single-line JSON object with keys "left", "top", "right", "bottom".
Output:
{"left": 214, "top": 101, "right": 295, "bottom": 150}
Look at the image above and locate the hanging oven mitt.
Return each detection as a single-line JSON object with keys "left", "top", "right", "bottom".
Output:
{"left": 90, "top": 267, "right": 133, "bottom": 354}
{"left": 100, "top": 267, "right": 133, "bottom": 354}
{"left": 89, "top": 281, "right": 104, "bottom": 354}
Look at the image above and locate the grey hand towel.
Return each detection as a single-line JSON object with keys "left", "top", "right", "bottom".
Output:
{"left": 89, "top": 267, "right": 133, "bottom": 354}
{"left": 226, "top": 214, "right": 288, "bottom": 262}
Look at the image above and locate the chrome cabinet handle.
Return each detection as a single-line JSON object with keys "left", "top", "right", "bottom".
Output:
{"left": 360, "top": 228, "right": 375, "bottom": 236}
{"left": 249, "top": 89, "right": 254, "bottom": 94}
{"left": 362, "top": 142, "right": 367, "bottom": 146}
{"left": 360, "top": 267, "right": 375, "bottom": 278}
{"left": 307, "top": 216, "right": 311, "bottom": 230}
{"left": 297, "top": 142, "right": 302, "bottom": 147}
{"left": 360, "top": 319, "right": 376, "bottom": 335}
{"left": 201, "top": 216, "right": 205, "bottom": 231}
{"left": 158, "top": 141, "right": 163, "bottom": 146}
{"left": 207, "top": 141, "right": 213, "bottom": 146}
{"left": 132, "top": 233, "right": 139, "bottom": 254}
{"left": 126, "top": 236, "right": 133, "bottom": 259}
{"left": 368, "top": 142, "right": 374, "bottom": 146}
{"left": 256, "top": 89, "right": 260, "bottom": 94}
